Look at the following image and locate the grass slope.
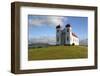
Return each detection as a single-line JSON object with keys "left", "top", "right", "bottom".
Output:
{"left": 28, "top": 46, "right": 88, "bottom": 60}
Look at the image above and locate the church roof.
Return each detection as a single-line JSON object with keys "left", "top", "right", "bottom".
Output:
{"left": 72, "top": 32, "right": 78, "bottom": 38}
{"left": 56, "top": 25, "right": 61, "bottom": 28}
{"left": 65, "top": 24, "right": 71, "bottom": 27}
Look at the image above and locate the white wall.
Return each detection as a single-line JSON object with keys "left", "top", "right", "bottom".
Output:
{"left": 56, "top": 28, "right": 62, "bottom": 45}
{"left": 71, "top": 36, "right": 79, "bottom": 45}
{"left": 0, "top": 0, "right": 100, "bottom": 76}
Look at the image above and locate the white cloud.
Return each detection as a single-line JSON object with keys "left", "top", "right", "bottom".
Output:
{"left": 48, "top": 16, "right": 64, "bottom": 26}
{"left": 29, "top": 36, "right": 56, "bottom": 45}
{"left": 29, "top": 16, "right": 68, "bottom": 27}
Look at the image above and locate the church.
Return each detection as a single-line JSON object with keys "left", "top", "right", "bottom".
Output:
{"left": 56, "top": 24, "right": 79, "bottom": 45}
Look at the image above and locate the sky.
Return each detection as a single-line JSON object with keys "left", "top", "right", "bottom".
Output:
{"left": 28, "top": 15, "right": 88, "bottom": 44}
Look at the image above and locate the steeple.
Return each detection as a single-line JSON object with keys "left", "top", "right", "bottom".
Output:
{"left": 56, "top": 24, "right": 61, "bottom": 28}
{"left": 65, "top": 24, "right": 71, "bottom": 28}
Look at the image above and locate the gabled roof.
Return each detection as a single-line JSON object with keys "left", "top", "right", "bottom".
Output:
{"left": 72, "top": 32, "right": 78, "bottom": 38}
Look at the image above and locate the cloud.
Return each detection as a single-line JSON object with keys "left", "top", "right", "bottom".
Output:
{"left": 48, "top": 16, "right": 65, "bottom": 26}
{"left": 28, "top": 16, "right": 68, "bottom": 27}
{"left": 29, "top": 36, "right": 56, "bottom": 45}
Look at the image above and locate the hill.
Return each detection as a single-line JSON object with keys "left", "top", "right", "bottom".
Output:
{"left": 28, "top": 46, "right": 88, "bottom": 60}
{"left": 79, "top": 39, "right": 88, "bottom": 46}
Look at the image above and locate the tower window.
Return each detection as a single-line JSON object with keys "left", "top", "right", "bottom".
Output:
{"left": 57, "top": 37, "right": 59, "bottom": 42}
{"left": 57, "top": 30, "right": 59, "bottom": 32}
{"left": 67, "top": 29, "right": 69, "bottom": 32}
{"left": 67, "top": 36, "right": 69, "bottom": 41}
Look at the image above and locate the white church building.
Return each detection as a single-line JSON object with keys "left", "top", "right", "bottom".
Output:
{"left": 56, "top": 24, "right": 79, "bottom": 45}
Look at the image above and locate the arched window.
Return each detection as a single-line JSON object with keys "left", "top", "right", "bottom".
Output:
{"left": 57, "top": 30, "right": 59, "bottom": 32}
{"left": 57, "top": 37, "right": 59, "bottom": 42}
{"left": 67, "top": 36, "right": 69, "bottom": 41}
{"left": 67, "top": 29, "right": 69, "bottom": 32}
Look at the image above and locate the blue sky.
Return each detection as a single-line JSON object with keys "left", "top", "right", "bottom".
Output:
{"left": 28, "top": 15, "right": 88, "bottom": 43}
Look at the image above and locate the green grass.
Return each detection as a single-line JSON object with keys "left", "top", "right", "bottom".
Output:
{"left": 28, "top": 46, "right": 88, "bottom": 61}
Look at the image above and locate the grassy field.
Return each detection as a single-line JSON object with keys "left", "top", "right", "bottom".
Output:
{"left": 28, "top": 46, "right": 88, "bottom": 61}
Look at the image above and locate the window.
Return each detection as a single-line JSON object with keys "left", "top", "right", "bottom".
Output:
{"left": 67, "top": 36, "right": 69, "bottom": 41}
{"left": 67, "top": 29, "right": 69, "bottom": 32}
{"left": 57, "top": 30, "right": 59, "bottom": 32}
{"left": 57, "top": 37, "right": 59, "bottom": 42}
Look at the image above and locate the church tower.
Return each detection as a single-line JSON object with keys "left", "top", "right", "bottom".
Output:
{"left": 56, "top": 24, "right": 62, "bottom": 45}
{"left": 65, "top": 24, "right": 72, "bottom": 45}
{"left": 56, "top": 24, "right": 79, "bottom": 46}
